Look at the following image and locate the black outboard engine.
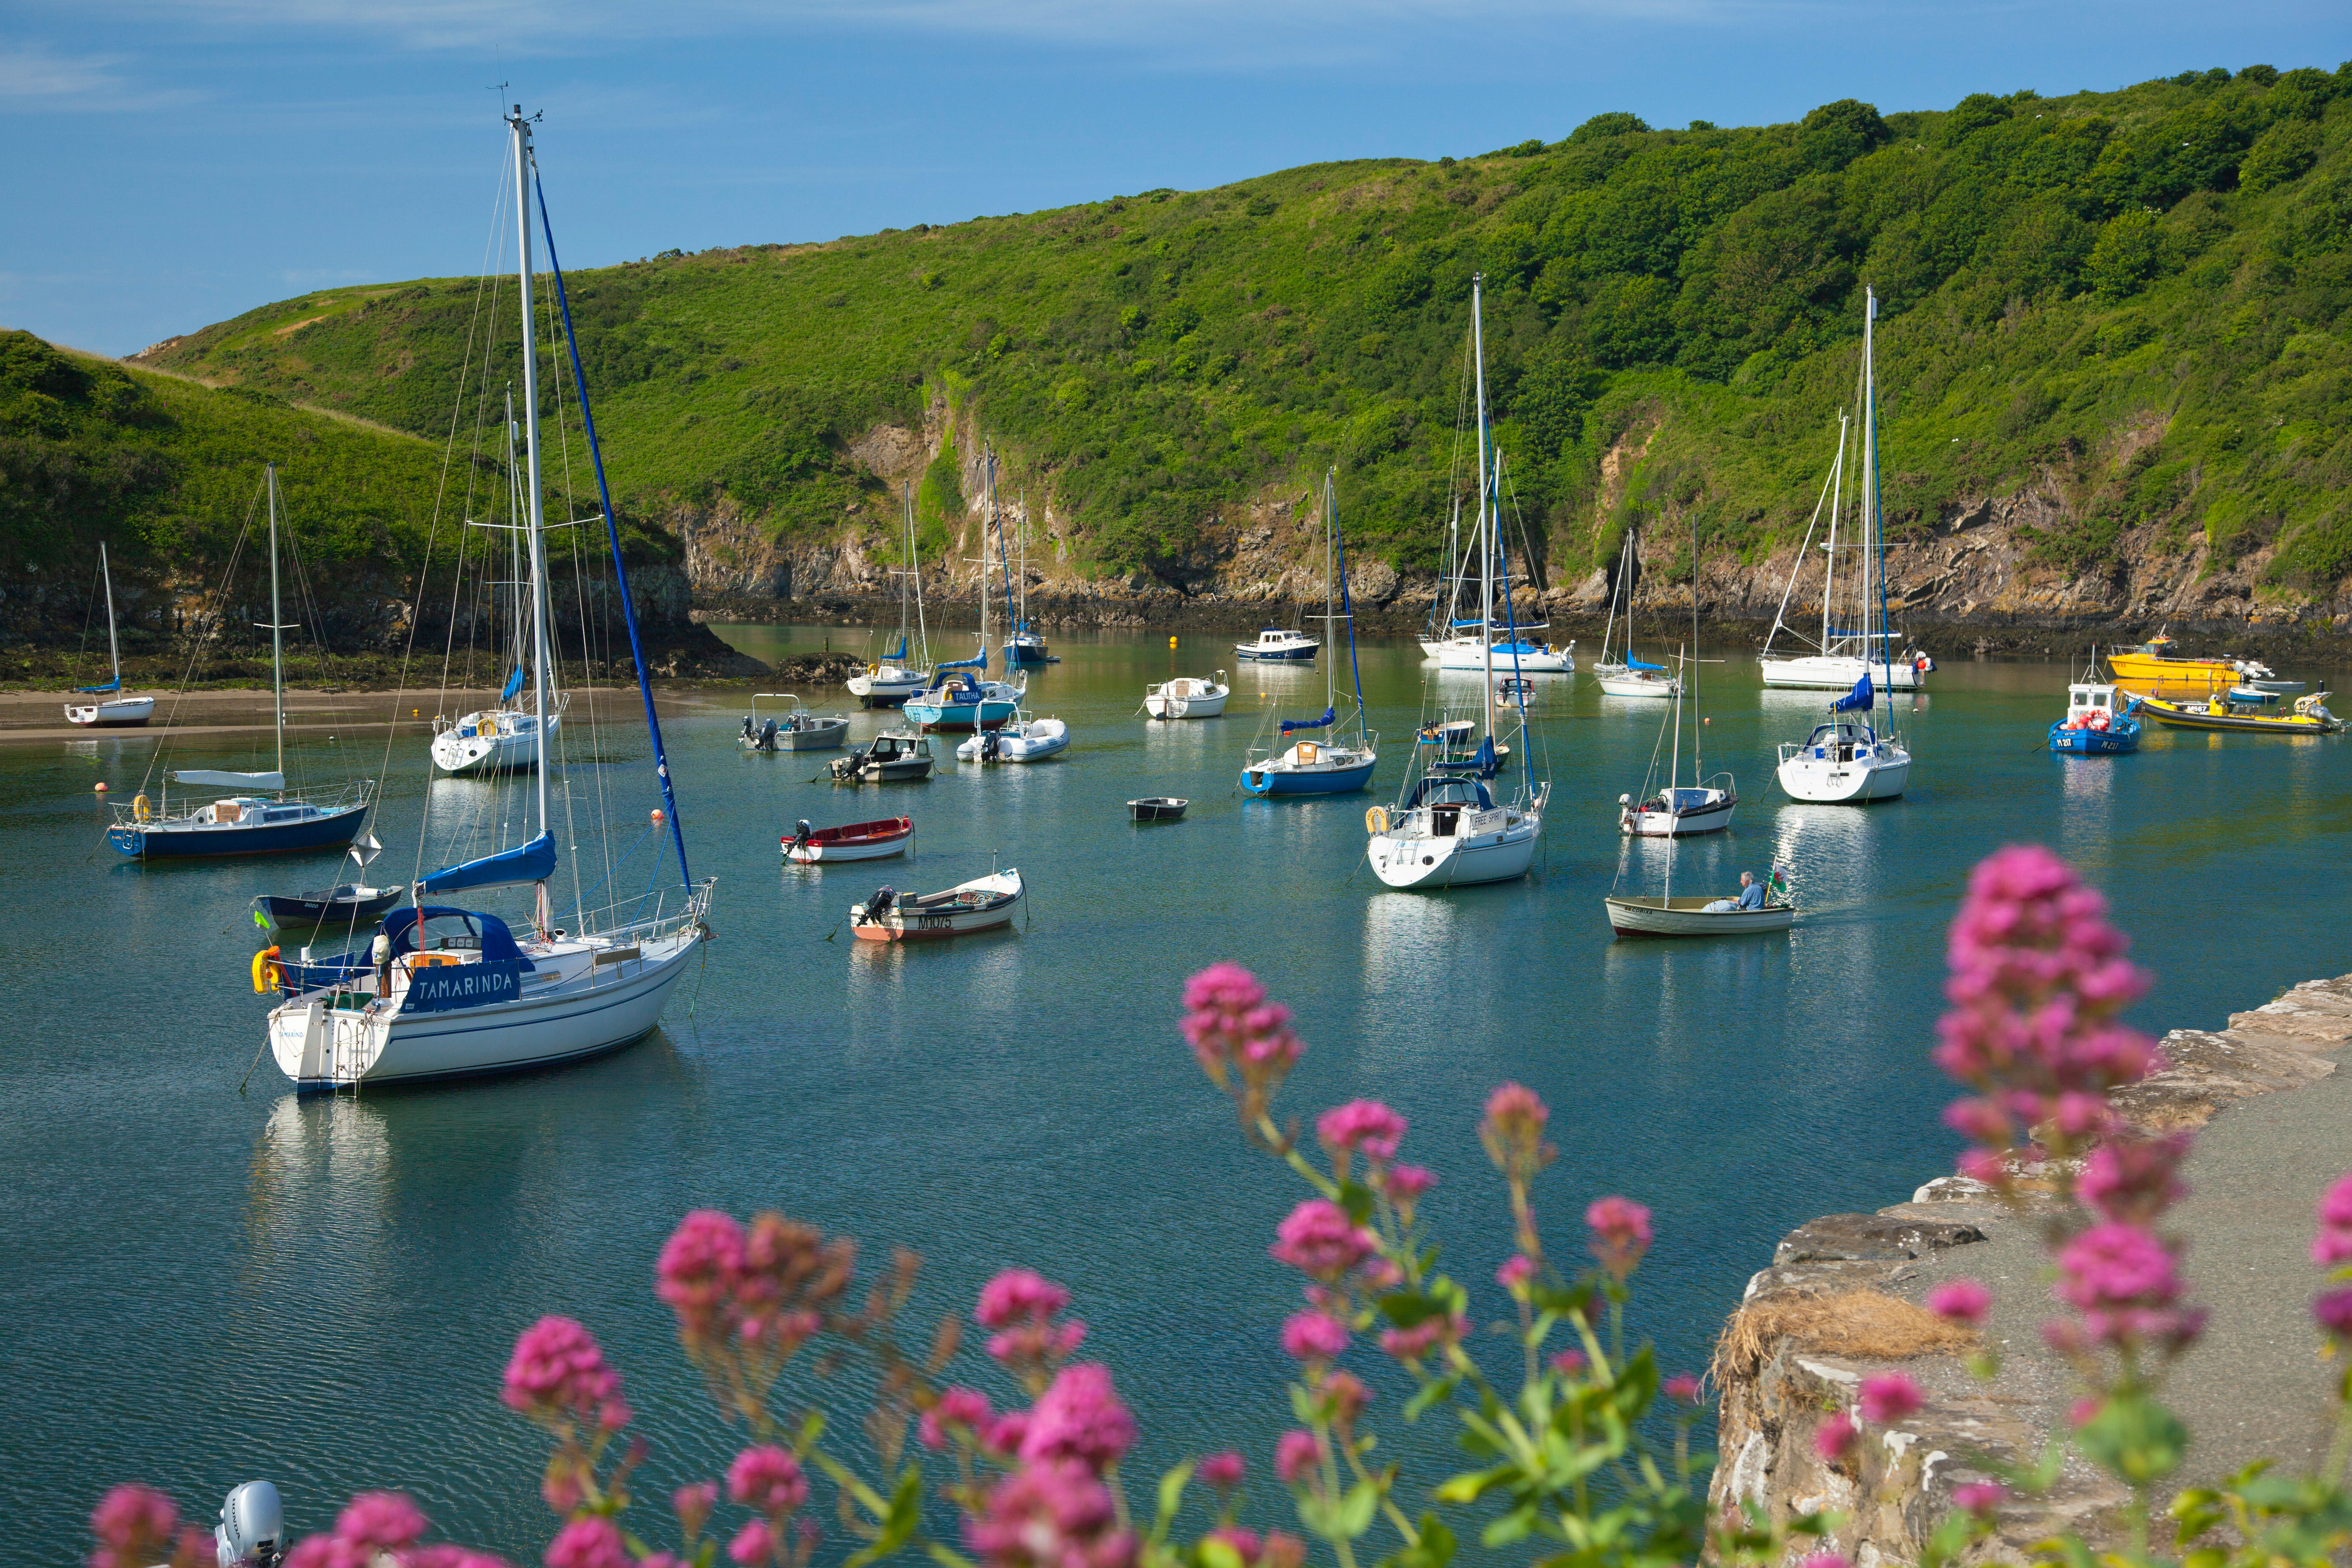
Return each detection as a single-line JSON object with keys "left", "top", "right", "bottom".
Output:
{"left": 981, "top": 730, "right": 1001, "bottom": 761}
{"left": 758, "top": 717, "right": 780, "bottom": 751}
{"left": 867, "top": 886, "right": 896, "bottom": 921}
{"left": 741, "top": 715, "right": 756, "bottom": 743}
{"left": 791, "top": 819, "right": 813, "bottom": 851}
{"left": 216, "top": 1481, "right": 285, "bottom": 1568}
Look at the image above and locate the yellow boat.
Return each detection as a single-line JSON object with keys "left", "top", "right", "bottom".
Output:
{"left": 2102, "top": 635, "right": 2243, "bottom": 699}
{"left": 2133, "top": 690, "right": 2340, "bottom": 735}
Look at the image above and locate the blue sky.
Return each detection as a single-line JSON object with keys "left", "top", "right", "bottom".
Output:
{"left": 5, "top": 1, "right": 2347, "bottom": 357}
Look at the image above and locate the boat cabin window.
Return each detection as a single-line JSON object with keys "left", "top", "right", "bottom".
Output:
{"left": 415, "top": 914, "right": 484, "bottom": 953}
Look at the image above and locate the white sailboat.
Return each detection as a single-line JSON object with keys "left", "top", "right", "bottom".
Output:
{"left": 1419, "top": 489, "right": 1573, "bottom": 674}
{"left": 1775, "top": 288, "right": 1914, "bottom": 804}
{"left": 1620, "top": 658, "right": 1734, "bottom": 836}
{"left": 1368, "top": 277, "right": 1547, "bottom": 889}
{"left": 1591, "top": 531, "right": 1679, "bottom": 700}
{"left": 263, "top": 106, "right": 712, "bottom": 1089}
{"left": 64, "top": 542, "right": 156, "bottom": 727}
{"left": 432, "top": 388, "right": 567, "bottom": 775}
{"left": 1758, "top": 305, "right": 1931, "bottom": 692}
{"left": 849, "top": 483, "right": 936, "bottom": 708}
{"left": 1144, "top": 672, "right": 1229, "bottom": 719}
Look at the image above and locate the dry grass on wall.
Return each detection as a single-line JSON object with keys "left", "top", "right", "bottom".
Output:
{"left": 1710, "top": 1290, "right": 1978, "bottom": 1385}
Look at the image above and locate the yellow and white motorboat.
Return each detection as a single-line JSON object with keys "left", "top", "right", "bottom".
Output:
{"left": 2133, "top": 689, "right": 2339, "bottom": 735}
{"left": 2103, "top": 634, "right": 2284, "bottom": 700}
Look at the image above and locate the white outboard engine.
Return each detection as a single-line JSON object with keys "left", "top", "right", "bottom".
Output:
{"left": 216, "top": 1481, "right": 284, "bottom": 1568}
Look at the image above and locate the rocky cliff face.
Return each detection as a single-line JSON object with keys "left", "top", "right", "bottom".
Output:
{"left": 666, "top": 406, "right": 2352, "bottom": 658}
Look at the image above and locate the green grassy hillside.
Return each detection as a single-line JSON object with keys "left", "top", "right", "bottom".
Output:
{"left": 147, "top": 62, "right": 2352, "bottom": 598}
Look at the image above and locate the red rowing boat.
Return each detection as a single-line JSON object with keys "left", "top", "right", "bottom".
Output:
{"left": 783, "top": 815, "right": 913, "bottom": 864}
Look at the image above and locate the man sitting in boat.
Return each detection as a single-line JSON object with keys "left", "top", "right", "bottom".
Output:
{"left": 1702, "top": 872, "right": 1765, "bottom": 914}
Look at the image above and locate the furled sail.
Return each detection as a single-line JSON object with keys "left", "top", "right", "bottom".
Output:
{"left": 501, "top": 665, "right": 526, "bottom": 701}
{"left": 1279, "top": 707, "right": 1336, "bottom": 735}
{"left": 417, "top": 830, "right": 557, "bottom": 895}
{"left": 1831, "top": 673, "right": 1875, "bottom": 713}
{"left": 176, "top": 769, "right": 285, "bottom": 790}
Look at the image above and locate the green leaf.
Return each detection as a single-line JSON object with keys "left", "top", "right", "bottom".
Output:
{"left": 1376, "top": 1514, "right": 1457, "bottom": 1568}
{"left": 843, "top": 1467, "right": 925, "bottom": 1568}
{"left": 1153, "top": 1460, "right": 1195, "bottom": 1543}
{"left": 2073, "top": 1391, "right": 2189, "bottom": 1485}
{"left": 798, "top": 1408, "right": 828, "bottom": 1448}
{"left": 1404, "top": 1375, "right": 1460, "bottom": 1422}
{"left": 1433, "top": 1465, "right": 1509, "bottom": 1505}
{"left": 1338, "top": 1180, "right": 1376, "bottom": 1226}
{"left": 1289, "top": 1384, "right": 1321, "bottom": 1426}
{"left": 1480, "top": 1506, "right": 1538, "bottom": 1548}
{"left": 1334, "top": 1480, "right": 1380, "bottom": 1539}
{"left": 1377, "top": 1289, "right": 1444, "bottom": 1328}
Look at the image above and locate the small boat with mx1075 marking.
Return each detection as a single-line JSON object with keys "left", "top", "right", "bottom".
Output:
{"left": 849, "top": 869, "right": 1022, "bottom": 941}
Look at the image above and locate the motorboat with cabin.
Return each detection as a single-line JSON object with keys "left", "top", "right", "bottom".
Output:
{"left": 739, "top": 693, "right": 849, "bottom": 752}
{"left": 828, "top": 730, "right": 936, "bottom": 781}
{"left": 1236, "top": 627, "right": 1319, "bottom": 662}
{"left": 2049, "top": 677, "right": 2142, "bottom": 754}
{"left": 1144, "top": 673, "right": 1229, "bottom": 719}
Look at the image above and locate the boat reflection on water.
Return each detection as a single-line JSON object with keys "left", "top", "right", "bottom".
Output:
{"left": 246, "top": 1093, "right": 395, "bottom": 1274}
{"left": 1358, "top": 891, "right": 1466, "bottom": 1021}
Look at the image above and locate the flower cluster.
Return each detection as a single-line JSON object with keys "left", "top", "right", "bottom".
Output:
{"left": 655, "top": 1210, "right": 854, "bottom": 1423}
{"left": 724, "top": 1446, "right": 816, "bottom": 1568}
{"left": 284, "top": 1493, "right": 509, "bottom": 1568}
{"left": 90, "top": 1485, "right": 208, "bottom": 1568}
{"left": 977, "top": 1267, "right": 1088, "bottom": 1390}
{"left": 1181, "top": 962, "right": 1306, "bottom": 1133}
{"left": 503, "top": 1316, "right": 629, "bottom": 1431}
{"left": 2314, "top": 1175, "right": 2352, "bottom": 1346}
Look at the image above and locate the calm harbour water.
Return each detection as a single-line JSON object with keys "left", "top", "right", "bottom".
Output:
{"left": 6, "top": 624, "right": 2350, "bottom": 1558}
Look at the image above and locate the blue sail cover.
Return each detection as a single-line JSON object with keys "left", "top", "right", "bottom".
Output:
{"left": 1430, "top": 736, "right": 1499, "bottom": 778}
{"left": 501, "top": 665, "right": 526, "bottom": 701}
{"left": 1280, "top": 706, "right": 1336, "bottom": 735}
{"left": 886, "top": 636, "right": 908, "bottom": 661}
{"left": 1831, "top": 673, "right": 1875, "bottom": 713}
{"left": 1626, "top": 657, "right": 1665, "bottom": 672}
{"left": 936, "top": 653, "right": 986, "bottom": 673}
{"left": 418, "top": 830, "right": 556, "bottom": 895}
{"left": 75, "top": 677, "right": 123, "bottom": 693}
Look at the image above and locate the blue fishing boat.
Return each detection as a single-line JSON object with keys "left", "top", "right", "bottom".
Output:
{"left": 2049, "top": 678, "right": 2142, "bottom": 754}
{"left": 1240, "top": 471, "right": 1378, "bottom": 796}
{"left": 106, "top": 462, "right": 374, "bottom": 859}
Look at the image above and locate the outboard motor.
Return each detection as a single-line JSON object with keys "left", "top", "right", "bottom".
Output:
{"left": 741, "top": 715, "right": 756, "bottom": 743}
{"left": 791, "top": 819, "right": 814, "bottom": 852}
{"left": 980, "top": 730, "right": 1001, "bottom": 762}
{"left": 758, "top": 718, "right": 780, "bottom": 751}
{"left": 216, "top": 1481, "right": 285, "bottom": 1568}
{"left": 867, "top": 886, "right": 896, "bottom": 921}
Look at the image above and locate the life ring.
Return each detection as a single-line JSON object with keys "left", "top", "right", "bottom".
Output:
{"left": 133, "top": 792, "right": 152, "bottom": 820}
{"left": 251, "top": 945, "right": 281, "bottom": 995}
{"left": 1366, "top": 805, "right": 1388, "bottom": 835}
{"left": 867, "top": 663, "right": 879, "bottom": 677}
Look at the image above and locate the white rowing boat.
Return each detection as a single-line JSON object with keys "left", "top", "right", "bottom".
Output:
{"left": 1602, "top": 894, "right": 1795, "bottom": 937}
{"left": 849, "top": 869, "right": 1022, "bottom": 941}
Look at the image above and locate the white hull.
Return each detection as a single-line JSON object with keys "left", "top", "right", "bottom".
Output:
{"left": 1144, "top": 678, "right": 1229, "bottom": 719}
{"left": 848, "top": 668, "right": 931, "bottom": 707}
{"left": 65, "top": 696, "right": 155, "bottom": 727}
{"left": 1759, "top": 655, "right": 1924, "bottom": 691}
{"left": 269, "top": 928, "right": 701, "bottom": 1088}
{"left": 1368, "top": 805, "right": 1541, "bottom": 889}
{"left": 1776, "top": 748, "right": 1911, "bottom": 802}
{"left": 1595, "top": 673, "right": 1679, "bottom": 699}
{"left": 743, "top": 718, "right": 849, "bottom": 751}
{"left": 1420, "top": 637, "right": 1572, "bottom": 673}
{"left": 1604, "top": 895, "right": 1795, "bottom": 936}
{"left": 851, "top": 869, "right": 1022, "bottom": 940}
{"left": 787, "top": 836, "right": 910, "bottom": 863}
{"left": 958, "top": 717, "right": 1070, "bottom": 762}
{"left": 433, "top": 709, "right": 561, "bottom": 774}
{"left": 1622, "top": 795, "right": 1735, "bottom": 836}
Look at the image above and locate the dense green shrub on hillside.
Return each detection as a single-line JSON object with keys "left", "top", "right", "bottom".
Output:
{"left": 148, "top": 62, "right": 2352, "bottom": 589}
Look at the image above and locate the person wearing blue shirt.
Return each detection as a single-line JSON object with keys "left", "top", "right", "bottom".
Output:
{"left": 1704, "top": 872, "right": 1764, "bottom": 913}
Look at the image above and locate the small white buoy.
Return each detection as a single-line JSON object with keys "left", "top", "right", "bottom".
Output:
{"left": 94, "top": 781, "right": 109, "bottom": 793}
{"left": 1703, "top": 717, "right": 1710, "bottom": 725}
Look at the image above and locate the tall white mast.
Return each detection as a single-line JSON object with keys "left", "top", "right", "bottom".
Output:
{"left": 1822, "top": 414, "right": 1844, "bottom": 657}
{"left": 1865, "top": 286, "right": 1885, "bottom": 691}
{"left": 1472, "top": 275, "right": 1495, "bottom": 742}
{"left": 99, "top": 541, "right": 121, "bottom": 689}
{"left": 266, "top": 462, "right": 286, "bottom": 782}
{"left": 511, "top": 106, "right": 554, "bottom": 841}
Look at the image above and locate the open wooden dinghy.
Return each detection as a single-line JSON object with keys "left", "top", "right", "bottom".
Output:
{"left": 784, "top": 816, "right": 912, "bottom": 863}
{"left": 1603, "top": 893, "right": 1795, "bottom": 938}
{"left": 1127, "top": 797, "right": 1188, "bottom": 822}
{"left": 850, "top": 869, "right": 1022, "bottom": 940}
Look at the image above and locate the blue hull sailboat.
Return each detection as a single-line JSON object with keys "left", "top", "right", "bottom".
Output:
{"left": 260, "top": 106, "right": 712, "bottom": 1090}
{"left": 1240, "top": 470, "right": 1378, "bottom": 797}
{"left": 107, "top": 463, "right": 373, "bottom": 859}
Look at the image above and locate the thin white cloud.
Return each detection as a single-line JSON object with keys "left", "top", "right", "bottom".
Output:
{"left": 0, "top": 42, "right": 202, "bottom": 110}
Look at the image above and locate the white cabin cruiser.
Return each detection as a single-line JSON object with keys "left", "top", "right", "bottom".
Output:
{"left": 1144, "top": 673, "right": 1229, "bottom": 719}
{"left": 1236, "top": 627, "right": 1319, "bottom": 662}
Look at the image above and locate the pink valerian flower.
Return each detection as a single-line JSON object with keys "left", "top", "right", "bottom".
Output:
{"left": 1858, "top": 1372, "right": 1924, "bottom": 1425}
{"left": 503, "top": 1316, "right": 623, "bottom": 1425}
{"left": 2053, "top": 1222, "right": 2202, "bottom": 1352}
{"left": 2078, "top": 1135, "right": 2192, "bottom": 1227}
{"left": 1379, "top": 1313, "right": 1465, "bottom": 1364}
{"left": 2313, "top": 1174, "right": 2352, "bottom": 1266}
{"left": 1319, "top": 1370, "right": 1372, "bottom": 1432}
{"left": 1281, "top": 1311, "right": 1349, "bottom": 1363}
{"left": 921, "top": 1387, "right": 995, "bottom": 1451}
{"left": 412, "top": 1550, "right": 513, "bottom": 1568}
{"left": 1479, "top": 1082, "right": 1557, "bottom": 1183}
{"left": 545, "top": 1517, "right": 631, "bottom": 1568}
{"left": 727, "top": 1522, "right": 775, "bottom": 1568}
{"left": 1812, "top": 1413, "right": 1859, "bottom": 1464}
{"left": 727, "top": 1446, "right": 809, "bottom": 1518}
{"left": 1269, "top": 1200, "right": 1380, "bottom": 1282}
{"left": 1549, "top": 1349, "right": 1587, "bottom": 1377}
{"left": 1662, "top": 1373, "right": 1703, "bottom": 1406}
{"left": 674, "top": 1483, "right": 720, "bottom": 1543}
{"left": 1274, "top": 1430, "right": 1325, "bottom": 1486}
{"left": 1379, "top": 1164, "right": 1436, "bottom": 1222}
{"left": 2315, "top": 1289, "right": 2352, "bottom": 1340}
{"left": 1496, "top": 1255, "right": 1536, "bottom": 1294}
{"left": 1926, "top": 1279, "right": 1994, "bottom": 1327}
{"left": 732, "top": 1214, "right": 851, "bottom": 1355}
{"left": 1316, "top": 1100, "right": 1408, "bottom": 1168}
{"left": 1585, "top": 1197, "right": 1653, "bottom": 1281}
{"left": 1181, "top": 965, "right": 1306, "bottom": 1117}
{"left": 658, "top": 1210, "right": 750, "bottom": 1345}
{"left": 1951, "top": 1482, "right": 2007, "bottom": 1516}
{"left": 1019, "top": 1363, "right": 1136, "bottom": 1473}
{"left": 1933, "top": 848, "right": 2156, "bottom": 1186}
{"left": 979, "top": 1269, "right": 1088, "bottom": 1376}
{"left": 90, "top": 1485, "right": 179, "bottom": 1568}
{"left": 962, "top": 1460, "right": 1135, "bottom": 1568}
{"left": 1798, "top": 1555, "right": 1852, "bottom": 1568}
{"left": 983, "top": 1411, "right": 1033, "bottom": 1457}
{"left": 1198, "top": 1452, "right": 1245, "bottom": 1491}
